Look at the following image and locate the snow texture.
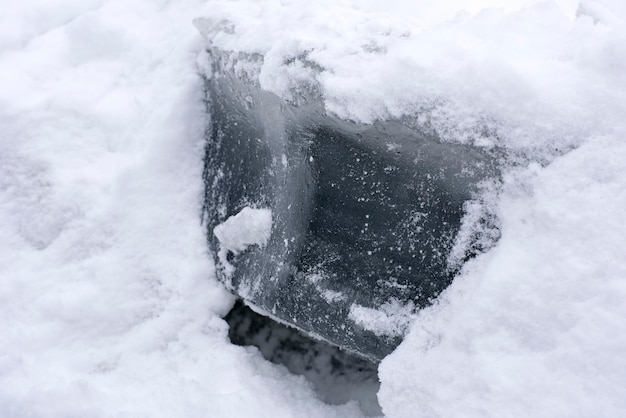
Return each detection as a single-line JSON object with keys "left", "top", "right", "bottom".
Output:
{"left": 213, "top": 207, "right": 272, "bottom": 277}
{"left": 2, "top": 0, "right": 626, "bottom": 417}
{"left": 0, "top": 1, "right": 364, "bottom": 417}
{"left": 349, "top": 300, "right": 415, "bottom": 338}
{"left": 214, "top": 207, "right": 273, "bottom": 254}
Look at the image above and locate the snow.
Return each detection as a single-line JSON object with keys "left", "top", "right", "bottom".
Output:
{"left": 195, "top": 0, "right": 626, "bottom": 154}
{"left": 214, "top": 207, "right": 272, "bottom": 277}
{"left": 214, "top": 208, "right": 272, "bottom": 254}
{"left": 2, "top": 0, "right": 626, "bottom": 417}
{"left": 349, "top": 300, "right": 415, "bottom": 338}
{"left": 0, "top": 1, "right": 364, "bottom": 417}
{"left": 379, "top": 135, "right": 626, "bottom": 417}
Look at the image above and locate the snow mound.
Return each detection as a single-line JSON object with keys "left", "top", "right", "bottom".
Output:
{"left": 379, "top": 135, "right": 626, "bottom": 417}
{"left": 194, "top": 0, "right": 626, "bottom": 416}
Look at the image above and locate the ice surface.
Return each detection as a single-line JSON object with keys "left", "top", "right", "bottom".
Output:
{"left": 2, "top": 0, "right": 626, "bottom": 417}
{"left": 201, "top": 48, "right": 498, "bottom": 359}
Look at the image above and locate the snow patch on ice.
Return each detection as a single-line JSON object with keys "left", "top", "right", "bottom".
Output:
{"left": 446, "top": 179, "right": 501, "bottom": 270}
{"left": 349, "top": 300, "right": 415, "bottom": 338}
{"left": 214, "top": 207, "right": 273, "bottom": 254}
{"left": 213, "top": 207, "right": 272, "bottom": 277}
{"left": 306, "top": 272, "right": 348, "bottom": 304}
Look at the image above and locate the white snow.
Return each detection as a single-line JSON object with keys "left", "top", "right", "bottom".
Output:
{"left": 0, "top": 1, "right": 364, "bottom": 417}
{"left": 2, "top": 0, "right": 626, "bottom": 417}
{"left": 379, "top": 135, "right": 626, "bottom": 417}
{"left": 349, "top": 300, "right": 415, "bottom": 338}
{"left": 214, "top": 207, "right": 273, "bottom": 254}
{"left": 213, "top": 207, "right": 272, "bottom": 278}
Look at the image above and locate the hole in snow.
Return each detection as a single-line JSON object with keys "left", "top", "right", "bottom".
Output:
{"left": 225, "top": 300, "right": 382, "bottom": 416}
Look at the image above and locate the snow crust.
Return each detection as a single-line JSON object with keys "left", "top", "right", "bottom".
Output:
{"left": 2, "top": 0, "right": 626, "bottom": 417}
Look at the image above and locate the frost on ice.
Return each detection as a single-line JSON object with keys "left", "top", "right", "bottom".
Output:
{"left": 349, "top": 300, "right": 415, "bottom": 339}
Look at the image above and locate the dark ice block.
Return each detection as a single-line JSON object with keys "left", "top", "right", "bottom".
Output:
{"left": 202, "top": 50, "right": 497, "bottom": 361}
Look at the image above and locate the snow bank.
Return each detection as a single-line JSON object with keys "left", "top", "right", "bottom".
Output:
{"left": 0, "top": 1, "right": 364, "bottom": 417}
{"left": 214, "top": 207, "right": 272, "bottom": 277}
{"left": 379, "top": 134, "right": 626, "bottom": 417}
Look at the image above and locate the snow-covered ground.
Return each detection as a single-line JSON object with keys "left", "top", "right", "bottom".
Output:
{"left": 1, "top": 0, "right": 625, "bottom": 417}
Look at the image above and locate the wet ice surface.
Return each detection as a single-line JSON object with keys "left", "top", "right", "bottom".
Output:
{"left": 202, "top": 49, "right": 499, "bottom": 360}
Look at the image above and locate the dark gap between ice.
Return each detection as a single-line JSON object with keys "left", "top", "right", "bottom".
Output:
{"left": 225, "top": 300, "right": 382, "bottom": 416}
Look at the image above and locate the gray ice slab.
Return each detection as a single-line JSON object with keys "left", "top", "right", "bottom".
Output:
{"left": 202, "top": 50, "right": 498, "bottom": 361}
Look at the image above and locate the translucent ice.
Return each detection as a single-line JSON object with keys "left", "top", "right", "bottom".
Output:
{"left": 202, "top": 49, "right": 498, "bottom": 360}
